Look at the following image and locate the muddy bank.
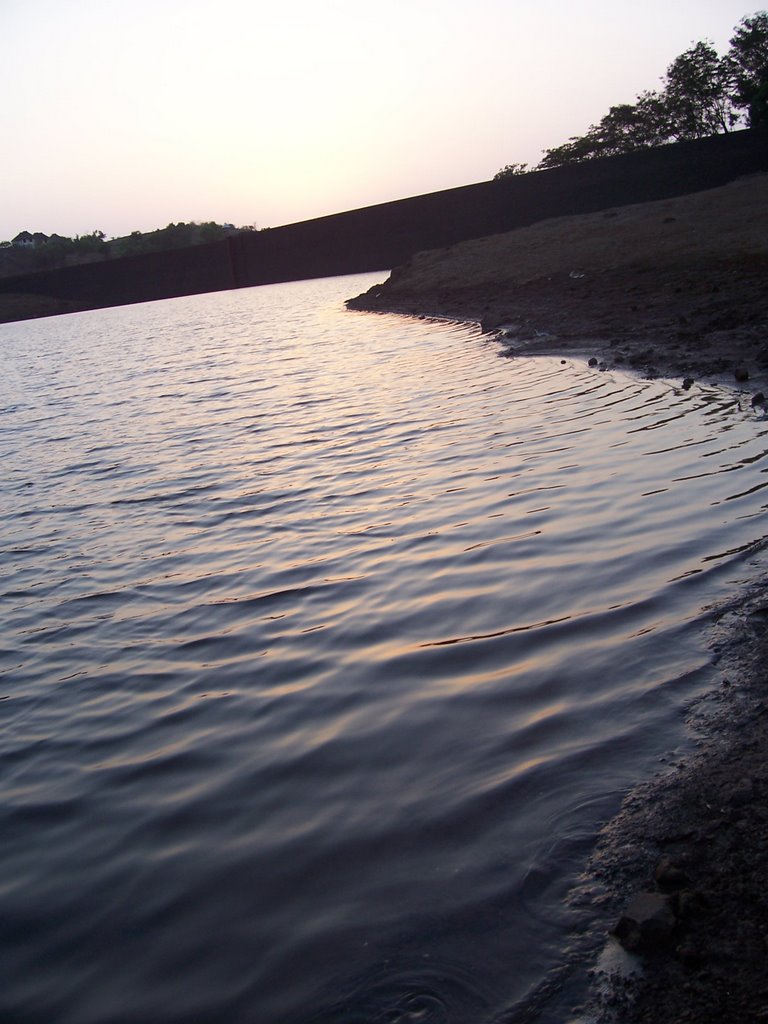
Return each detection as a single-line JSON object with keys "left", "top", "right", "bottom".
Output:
{"left": 581, "top": 580, "right": 768, "bottom": 1024}
{"left": 348, "top": 174, "right": 768, "bottom": 393}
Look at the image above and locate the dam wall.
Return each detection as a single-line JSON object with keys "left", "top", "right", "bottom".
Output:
{"left": 1, "top": 127, "right": 766, "bottom": 322}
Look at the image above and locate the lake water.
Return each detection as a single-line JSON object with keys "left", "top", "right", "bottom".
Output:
{"left": 1, "top": 273, "right": 766, "bottom": 1024}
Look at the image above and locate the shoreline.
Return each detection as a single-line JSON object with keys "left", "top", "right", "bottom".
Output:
{"left": 346, "top": 178, "right": 768, "bottom": 1021}
{"left": 347, "top": 174, "right": 768, "bottom": 398}
{"left": 580, "top": 573, "right": 768, "bottom": 1024}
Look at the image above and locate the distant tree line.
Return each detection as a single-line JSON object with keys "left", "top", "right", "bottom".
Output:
{"left": 495, "top": 11, "right": 768, "bottom": 177}
{"left": 0, "top": 221, "right": 258, "bottom": 279}
{"left": 110, "top": 221, "right": 256, "bottom": 259}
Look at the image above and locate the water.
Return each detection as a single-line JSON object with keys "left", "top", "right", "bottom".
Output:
{"left": 1, "top": 273, "right": 766, "bottom": 1024}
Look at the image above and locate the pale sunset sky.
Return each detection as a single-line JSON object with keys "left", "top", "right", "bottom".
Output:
{"left": 0, "top": 0, "right": 757, "bottom": 240}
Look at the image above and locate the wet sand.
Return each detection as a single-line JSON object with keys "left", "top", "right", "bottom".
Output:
{"left": 347, "top": 175, "right": 768, "bottom": 1022}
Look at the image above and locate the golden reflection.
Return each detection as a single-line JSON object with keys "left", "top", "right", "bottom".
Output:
{"left": 419, "top": 615, "right": 571, "bottom": 648}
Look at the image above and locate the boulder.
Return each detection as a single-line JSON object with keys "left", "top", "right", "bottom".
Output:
{"left": 613, "top": 891, "right": 677, "bottom": 953}
{"left": 654, "top": 857, "right": 691, "bottom": 890}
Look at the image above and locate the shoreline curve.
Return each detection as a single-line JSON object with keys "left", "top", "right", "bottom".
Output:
{"left": 347, "top": 179, "right": 768, "bottom": 1021}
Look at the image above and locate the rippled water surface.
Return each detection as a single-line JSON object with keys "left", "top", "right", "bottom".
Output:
{"left": 2, "top": 274, "right": 767, "bottom": 1023}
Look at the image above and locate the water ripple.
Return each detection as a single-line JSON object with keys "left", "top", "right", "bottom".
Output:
{"left": 0, "top": 274, "right": 766, "bottom": 1023}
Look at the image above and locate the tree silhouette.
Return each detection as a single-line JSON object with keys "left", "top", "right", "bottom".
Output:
{"left": 663, "top": 41, "right": 735, "bottom": 138}
{"left": 728, "top": 12, "right": 768, "bottom": 125}
{"left": 500, "top": 11, "right": 768, "bottom": 173}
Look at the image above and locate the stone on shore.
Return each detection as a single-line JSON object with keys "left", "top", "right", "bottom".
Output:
{"left": 613, "top": 892, "right": 677, "bottom": 953}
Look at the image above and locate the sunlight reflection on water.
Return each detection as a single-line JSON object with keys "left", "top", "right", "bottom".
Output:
{"left": 0, "top": 273, "right": 766, "bottom": 1023}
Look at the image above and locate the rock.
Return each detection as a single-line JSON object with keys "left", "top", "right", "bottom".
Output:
{"left": 734, "top": 365, "right": 750, "bottom": 382}
{"left": 588, "top": 357, "right": 599, "bottom": 367}
{"left": 727, "top": 777, "right": 754, "bottom": 808}
{"left": 613, "top": 892, "right": 677, "bottom": 953}
{"left": 675, "top": 889, "right": 709, "bottom": 920}
{"left": 751, "top": 392, "right": 765, "bottom": 407}
{"left": 628, "top": 348, "right": 656, "bottom": 367}
{"left": 682, "top": 377, "right": 695, "bottom": 390}
{"left": 654, "top": 857, "right": 691, "bottom": 891}
{"left": 676, "top": 943, "right": 703, "bottom": 967}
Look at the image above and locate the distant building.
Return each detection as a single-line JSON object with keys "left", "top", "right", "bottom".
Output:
{"left": 12, "top": 231, "right": 49, "bottom": 248}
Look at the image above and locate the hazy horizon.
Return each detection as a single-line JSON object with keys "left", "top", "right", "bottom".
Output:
{"left": 2, "top": 0, "right": 757, "bottom": 241}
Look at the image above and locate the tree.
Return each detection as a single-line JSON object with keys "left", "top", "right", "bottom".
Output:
{"left": 537, "top": 133, "right": 602, "bottom": 169}
{"left": 590, "top": 92, "right": 672, "bottom": 154}
{"left": 505, "top": 11, "right": 768, "bottom": 173}
{"left": 73, "top": 230, "right": 108, "bottom": 257}
{"left": 727, "top": 11, "right": 768, "bottom": 125}
{"left": 493, "top": 162, "right": 529, "bottom": 180}
{"left": 663, "top": 41, "right": 736, "bottom": 138}
{"left": 538, "top": 91, "right": 671, "bottom": 168}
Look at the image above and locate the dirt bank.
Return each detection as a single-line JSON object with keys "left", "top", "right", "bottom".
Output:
{"left": 582, "top": 581, "right": 768, "bottom": 1024}
{"left": 348, "top": 173, "right": 768, "bottom": 393}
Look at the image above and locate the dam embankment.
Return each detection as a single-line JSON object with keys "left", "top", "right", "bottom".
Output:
{"left": 1, "top": 127, "right": 766, "bottom": 323}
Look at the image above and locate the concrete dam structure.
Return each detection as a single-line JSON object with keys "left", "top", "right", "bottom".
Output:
{"left": 1, "top": 127, "right": 766, "bottom": 322}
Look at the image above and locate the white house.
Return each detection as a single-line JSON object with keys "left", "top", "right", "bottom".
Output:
{"left": 12, "top": 231, "right": 49, "bottom": 248}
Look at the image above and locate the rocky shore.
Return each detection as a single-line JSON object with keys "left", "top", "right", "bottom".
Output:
{"left": 347, "top": 176, "right": 768, "bottom": 1022}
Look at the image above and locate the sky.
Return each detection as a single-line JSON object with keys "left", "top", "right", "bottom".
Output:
{"left": 0, "top": 0, "right": 758, "bottom": 240}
